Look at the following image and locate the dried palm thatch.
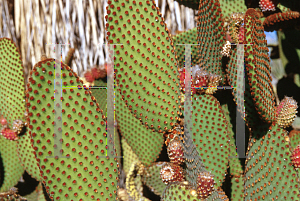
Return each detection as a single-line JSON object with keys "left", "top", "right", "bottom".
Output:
{"left": 0, "top": 0, "right": 197, "bottom": 83}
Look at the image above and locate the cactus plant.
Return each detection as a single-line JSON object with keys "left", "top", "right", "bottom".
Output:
{"left": 1, "top": 0, "right": 300, "bottom": 200}
{"left": 26, "top": 59, "right": 119, "bottom": 200}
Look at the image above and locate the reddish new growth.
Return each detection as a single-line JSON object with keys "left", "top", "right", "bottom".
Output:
{"left": 167, "top": 137, "right": 184, "bottom": 165}
{"left": 291, "top": 145, "right": 300, "bottom": 168}
{"left": 84, "top": 63, "right": 112, "bottom": 82}
{"left": 179, "top": 68, "right": 209, "bottom": 94}
{"left": 259, "top": 0, "right": 278, "bottom": 12}
{"left": 197, "top": 171, "right": 215, "bottom": 199}
{"left": 160, "top": 163, "right": 184, "bottom": 184}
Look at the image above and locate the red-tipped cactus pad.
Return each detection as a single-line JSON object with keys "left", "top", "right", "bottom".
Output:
{"left": 263, "top": 11, "right": 300, "bottom": 32}
{"left": 244, "top": 9, "right": 276, "bottom": 123}
{"left": 106, "top": 0, "right": 181, "bottom": 133}
{"left": 26, "top": 59, "right": 119, "bottom": 200}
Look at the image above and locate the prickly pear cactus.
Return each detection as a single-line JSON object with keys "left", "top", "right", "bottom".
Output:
{"left": 290, "top": 130, "right": 300, "bottom": 149}
{"left": 244, "top": 123, "right": 300, "bottom": 200}
{"left": 106, "top": 0, "right": 181, "bottom": 133}
{"left": 90, "top": 79, "right": 107, "bottom": 115}
{"left": 0, "top": 38, "right": 25, "bottom": 192}
{"left": 191, "top": 94, "right": 230, "bottom": 188}
{"left": 115, "top": 88, "right": 164, "bottom": 166}
{"left": 197, "top": 0, "right": 226, "bottom": 85}
{"left": 26, "top": 59, "right": 119, "bottom": 200}
{"left": 172, "top": 28, "right": 200, "bottom": 68}
{"left": 244, "top": 8, "right": 276, "bottom": 124}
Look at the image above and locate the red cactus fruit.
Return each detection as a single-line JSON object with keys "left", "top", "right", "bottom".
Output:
{"left": 84, "top": 70, "right": 95, "bottom": 83}
{"left": 291, "top": 145, "right": 300, "bottom": 168}
{"left": 167, "top": 137, "right": 184, "bottom": 165}
{"left": 1, "top": 127, "right": 18, "bottom": 140}
{"left": 197, "top": 171, "right": 215, "bottom": 199}
{"left": 0, "top": 115, "right": 7, "bottom": 126}
{"left": 259, "top": 0, "right": 278, "bottom": 12}
{"left": 160, "top": 163, "right": 184, "bottom": 184}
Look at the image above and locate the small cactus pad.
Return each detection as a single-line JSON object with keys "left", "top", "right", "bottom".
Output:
{"left": 263, "top": 11, "right": 300, "bottom": 32}
{"left": 289, "top": 130, "right": 300, "bottom": 149}
{"left": 0, "top": 38, "right": 25, "bottom": 125}
{"left": 0, "top": 136, "right": 24, "bottom": 192}
{"left": 142, "top": 162, "right": 168, "bottom": 196}
{"left": 16, "top": 132, "right": 42, "bottom": 181}
{"left": 219, "top": 0, "right": 247, "bottom": 19}
{"left": 161, "top": 181, "right": 229, "bottom": 201}
{"left": 197, "top": 0, "right": 226, "bottom": 85}
{"left": 121, "top": 138, "right": 140, "bottom": 175}
{"left": 244, "top": 8, "right": 276, "bottom": 123}
{"left": 106, "top": 0, "right": 181, "bottom": 133}
{"left": 115, "top": 90, "right": 164, "bottom": 166}
{"left": 172, "top": 28, "right": 200, "bottom": 68}
{"left": 160, "top": 162, "right": 184, "bottom": 184}
{"left": 276, "top": 96, "right": 298, "bottom": 128}
{"left": 244, "top": 123, "right": 300, "bottom": 200}
{"left": 191, "top": 94, "right": 230, "bottom": 188}
{"left": 27, "top": 59, "right": 119, "bottom": 200}
{"left": 173, "top": 0, "right": 200, "bottom": 10}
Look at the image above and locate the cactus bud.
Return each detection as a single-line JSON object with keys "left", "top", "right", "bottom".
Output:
{"left": 160, "top": 163, "right": 184, "bottom": 184}
{"left": 276, "top": 96, "right": 298, "bottom": 128}
{"left": 167, "top": 138, "right": 184, "bottom": 165}
{"left": 291, "top": 144, "right": 300, "bottom": 168}
{"left": 197, "top": 171, "right": 215, "bottom": 199}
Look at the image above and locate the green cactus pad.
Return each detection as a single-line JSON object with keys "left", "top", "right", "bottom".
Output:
{"left": 161, "top": 181, "right": 229, "bottom": 201}
{"left": 16, "top": 132, "right": 42, "bottom": 181}
{"left": 244, "top": 8, "right": 276, "bottom": 123}
{"left": 172, "top": 28, "right": 200, "bottom": 68}
{"left": 122, "top": 138, "right": 140, "bottom": 175}
{"left": 0, "top": 38, "right": 25, "bottom": 125}
{"left": 197, "top": 0, "right": 226, "bottom": 85}
{"left": 221, "top": 104, "right": 244, "bottom": 201}
{"left": 219, "top": 0, "right": 247, "bottom": 19}
{"left": 26, "top": 59, "right": 119, "bottom": 200}
{"left": 106, "top": 0, "right": 181, "bottom": 133}
{"left": 142, "top": 162, "right": 168, "bottom": 196}
{"left": 115, "top": 90, "right": 164, "bottom": 166}
{"left": 191, "top": 94, "right": 230, "bottom": 188}
{"left": 90, "top": 79, "right": 107, "bottom": 115}
{"left": 173, "top": 0, "right": 200, "bottom": 10}
{"left": 0, "top": 136, "right": 24, "bottom": 192}
{"left": 289, "top": 130, "right": 300, "bottom": 149}
{"left": 244, "top": 123, "right": 300, "bottom": 201}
